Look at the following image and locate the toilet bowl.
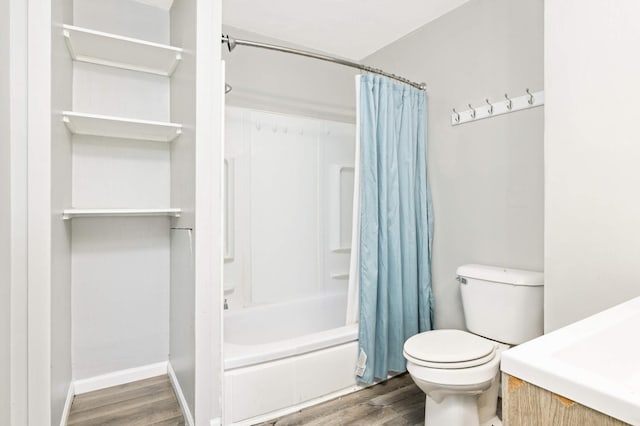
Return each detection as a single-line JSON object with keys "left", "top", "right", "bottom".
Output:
{"left": 404, "top": 329, "right": 508, "bottom": 426}
{"left": 404, "top": 264, "right": 544, "bottom": 426}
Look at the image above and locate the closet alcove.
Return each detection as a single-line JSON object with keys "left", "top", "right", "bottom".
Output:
{"left": 31, "top": 0, "right": 223, "bottom": 423}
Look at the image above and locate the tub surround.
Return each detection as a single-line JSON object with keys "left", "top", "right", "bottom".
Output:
{"left": 222, "top": 106, "right": 358, "bottom": 423}
{"left": 223, "top": 292, "right": 356, "bottom": 369}
{"left": 223, "top": 106, "right": 355, "bottom": 309}
{"left": 223, "top": 292, "right": 358, "bottom": 423}
{"left": 224, "top": 340, "right": 359, "bottom": 424}
{"left": 501, "top": 296, "right": 640, "bottom": 425}
{"left": 225, "top": 325, "right": 356, "bottom": 370}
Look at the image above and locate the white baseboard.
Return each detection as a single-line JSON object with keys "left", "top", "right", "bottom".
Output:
{"left": 210, "top": 418, "right": 222, "bottom": 426}
{"left": 59, "top": 383, "right": 75, "bottom": 426}
{"left": 73, "top": 362, "right": 168, "bottom": 394}
{"left": 168, "top": 362, "right": 195, "bottom": 426}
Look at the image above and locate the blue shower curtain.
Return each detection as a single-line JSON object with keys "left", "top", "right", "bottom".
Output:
{"left": 357, "top": 75, "right": 434, "bottom": 384}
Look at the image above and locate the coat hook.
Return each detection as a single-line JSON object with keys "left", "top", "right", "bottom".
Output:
{"left": 468, "top": 104, "right": 476, "bottom": 119}
{"left": 452, "top": 108, "right": 460, "bottom": 123}
{"left": 504, "top": 93, "right": 512, "bottom": 110}
{"left": 526, "top": 88, "right": 534, "bottom": 105}
{"left": 485, "top": 99, "right": 493, "bottom": 115}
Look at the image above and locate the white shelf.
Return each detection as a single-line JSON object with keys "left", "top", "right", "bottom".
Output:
{"left": 63, "top": 111, "right": 182, "bottom": 142}
{"left": 62, "top": 24, "right": 183, "bottom": 76}
{"left": 62, "top": 208, "right": 182, "bottom": 220}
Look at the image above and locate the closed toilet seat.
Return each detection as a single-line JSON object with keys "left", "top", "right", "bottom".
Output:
{"left": 403, "top": 329, "right": 497, "bottom": 369}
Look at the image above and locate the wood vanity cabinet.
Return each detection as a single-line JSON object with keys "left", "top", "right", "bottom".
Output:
{"left": 502, "top": 373, "right": 629, "bottom": 426}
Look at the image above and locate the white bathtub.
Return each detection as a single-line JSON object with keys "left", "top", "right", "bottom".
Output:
{"left": 223, "top": 292, "right": 359, "bottom": 424}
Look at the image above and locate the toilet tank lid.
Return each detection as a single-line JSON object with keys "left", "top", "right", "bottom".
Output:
{"left": 456, "top": 264, "right": 544, "bottom": 286}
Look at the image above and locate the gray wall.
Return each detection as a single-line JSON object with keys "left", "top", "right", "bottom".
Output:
{"left": 545, "top": 0, "right": 640, "bottom": 331}
{"left": 366, "top": 0, "right": 544, "bottom": 329}
{"left": 223, "top": 26, "right": 358, "bottom": 123}
{"left": 0, "top": 0, "right": 11, "bottom": 421}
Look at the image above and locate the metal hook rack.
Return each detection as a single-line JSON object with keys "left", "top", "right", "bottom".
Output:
{"left": 485, "top": 99, "right": 493, "bottom": 115}
{"left": 452, "top": 108, "right": 460, "bottom": 123}
{"left": 451, "top": 88, "right": 544, "bottom": 126}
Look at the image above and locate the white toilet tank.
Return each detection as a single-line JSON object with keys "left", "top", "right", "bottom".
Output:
{"left": 457, "top": 264, "right": 544, "bottom": 345}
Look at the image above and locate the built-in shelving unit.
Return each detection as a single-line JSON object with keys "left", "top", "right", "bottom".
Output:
{"left": 62, "top": 111, "right": 182, "bottom": 142}
{"left": 40, "top": 4, "right": 205, "bottom": 422}
{"left": 62, "top": 208, "right": 182, "bottom": 220}
{"left": 62, "top": 22, "right": 184, "bottom": 215}
{"left": 62, "top": 24, "right": 183, "bottom": 76}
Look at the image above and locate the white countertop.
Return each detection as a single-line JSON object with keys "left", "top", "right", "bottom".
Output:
{"left": 501, "top": 296, "right": 640, "bottom": 425}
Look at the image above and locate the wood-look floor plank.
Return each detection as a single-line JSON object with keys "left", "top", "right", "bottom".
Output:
{"left": 67, "top": 375, "right": 184, "bottom": 426}
{"left": 299, "top": 398, "right": 387, "bottom": 426}
{"left": 368, "top": 382, "right": 422, "bottom": 407}
{"left": 262, "top": 374, "right": 417, "bottom": 426}
{"left": 260, "top": 372, "right": 505, "bottom": 426}
{"left": 80, "top": 403, "right": 183, "bottom": 426}
{"left": 70, "top": 380, "right": 174, "bottom": 414}
{"left": 71, "top": 375, "right": 170, "bottom": 409}
{"left": 68, "top": 390, "right": 176, "bottom": 424}
{"left": 269, "top": 375, "right": 424, "bottom": 426}
{"left": 390, "top": 397, "right": 425, "bottom": 425}
{"left": 149, "top": 417, "right": 187, "bottom": 426}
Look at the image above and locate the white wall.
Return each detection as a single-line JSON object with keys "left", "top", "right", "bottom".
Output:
{"left": 0, "top": 0, "right": 11, "bottom": 421}
{"left": 70, "top": 0, "right": 172, "bottom": 380}
{"left": 72, "top": 0, "right": 169, "bottom": 41}
{"left": 224, "top": 107, "right": 354, "bottom": 309}
{"left": 365, "top": 0, "right": 544, "bottom": 329}
{"left": 545, "top": 0, "right": 640, "bottom": 331}
{"left": 71, "top": 218, "right": 171, "bottom": 378}
{"left": 51, "top": 0, "right": 74, "bottom": 419}
{"left": 9, "top": 0, "right": 29, "bottom": 422}
{"left": 194, "top": 1, "right": 223, "bottom": 423}
{"left": 27, "top": 0, "right": 74, "bottom": 422}
{"left": 170, "top": 0, "right": 197, "bottom": 417}
{"left": 222, "top": 26, "right": 357, "bottom": 123}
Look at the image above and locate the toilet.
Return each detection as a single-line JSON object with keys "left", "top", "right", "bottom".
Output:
{"left": 403, "top": 264, "right": 544, "bottom": 426}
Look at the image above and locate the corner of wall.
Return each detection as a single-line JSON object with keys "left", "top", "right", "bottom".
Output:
{"left": 0, "top": 0, "right": 12, "bottom": 422}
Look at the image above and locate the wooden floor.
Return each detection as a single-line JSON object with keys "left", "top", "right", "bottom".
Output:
{"left": 257, "top": 374, "right": 423, "bottom": 426}
{"left": 67, "top": 375, "right": 185, "bottom": 425}
{"left": 66, "top": 373, "right": 500, "bottom": 425}
{"left": 257, "top": 373, "right": 502, "bottom": 426}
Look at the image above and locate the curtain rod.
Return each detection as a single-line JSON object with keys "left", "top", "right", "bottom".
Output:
{"left": 221, "top": 34, "right": 427, "bottom": 91}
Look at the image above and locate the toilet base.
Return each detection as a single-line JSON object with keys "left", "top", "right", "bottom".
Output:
{"left": 422, "top": 394, "right": 502, "bottom": 426}
{"left": 425, "top": 393, "right": 479, "bottom": 426}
